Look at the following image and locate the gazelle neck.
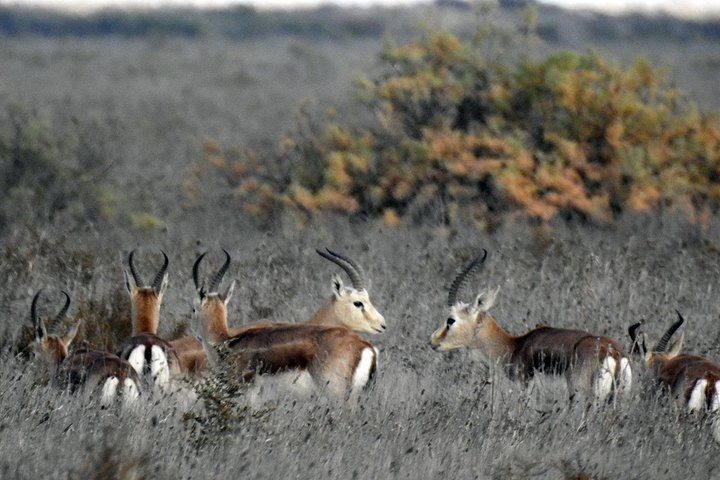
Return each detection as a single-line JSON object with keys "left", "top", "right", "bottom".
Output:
{"left": 201, "top": 300, "right": 231, "bottom": 343}
{"left": 474, "top": 313, "right": 516, "bottom": 364}
{"left": 306, "top": 298, "right": 339, "bottom": 327}
{"left": 132, "top": 309, "right": 159, "bottom": 336}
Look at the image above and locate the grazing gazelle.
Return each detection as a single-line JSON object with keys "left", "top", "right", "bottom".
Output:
{"left": 629, "top": 312, "right": 720, "bottom": 441}
{"left": 430, "top": 249, "right": 631, "bottom": 402}
{"left": 189, "top": 251, "right": 379, "bottom": 398}
{"left": 31, "top": 290, "right": 141, "bottom": 407}
{"left": 118, "top": 250, "right": 180, "bottom": 390}
{"left": 170, "top": 248, "right": 385, "bottom": 375}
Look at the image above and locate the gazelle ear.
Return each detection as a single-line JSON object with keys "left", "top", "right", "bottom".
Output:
{"left": 223, "top": 279, "right": 236, "bottom": 306}
{"left": 667, "top": 332, "right": 685, "bottom": 357}
{"left": 35, "top": 319, "right": 47, "bottom": 342}
{"left": 473, "top": 286, "right": 499, "bottom": 313}
{"left": 158, "top": 272, "right": 169, "bottom": 296}
{"left": 331, "top": 274, "right": 344, "bottom": 299}
{"left": 63, "top": 321, "right": 80, "bottom": 348}
{"left": 124, "top": 269, "right": 136, "bottom": 293}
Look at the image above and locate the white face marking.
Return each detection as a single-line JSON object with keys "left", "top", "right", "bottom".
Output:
{"left": 688, "top": 379, "right": 708, "bottom": 412}
{"left": 351, "top": 347, "right": 376, "bottom": 393}
{"left": 334, "top": 286, "right": 386, "bottom": 333}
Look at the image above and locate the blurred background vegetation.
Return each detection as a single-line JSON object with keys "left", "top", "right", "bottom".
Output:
{"left": 1, "top": 1, "right": 720, "bottom": 235}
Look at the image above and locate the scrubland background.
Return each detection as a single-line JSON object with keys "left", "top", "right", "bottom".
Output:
{"left": 1, "top": 2, "right": 720, "bottom": 478}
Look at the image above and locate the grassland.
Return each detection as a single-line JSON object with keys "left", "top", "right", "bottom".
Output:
{"left": 2, "top": 3, "right": 720, "bottom": 479}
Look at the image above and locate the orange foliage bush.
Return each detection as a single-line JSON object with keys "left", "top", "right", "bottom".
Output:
{"left": 192, "top": 31, "right": 720, "bottom": 227}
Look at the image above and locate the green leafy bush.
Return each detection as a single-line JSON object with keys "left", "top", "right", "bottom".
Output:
{"left": 194, "top": 29, "right": 720, "bottom": 227}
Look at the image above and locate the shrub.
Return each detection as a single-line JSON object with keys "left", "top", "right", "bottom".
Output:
{"left": 194, "top": 28, "right": 720, "bottom": 227}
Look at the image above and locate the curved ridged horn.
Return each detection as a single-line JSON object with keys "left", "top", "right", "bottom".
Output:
{"left": 654, "top": 310, "right": 685, "bottom": 352}
{"left": 193, "top": 252, "right": 208, "bottom": 297}
{"left": 48, "top": 291, "right": 71, "bottom": 334}
{"left": 128, "top": 250, "right": 144, "bottom": 287}
{"left": 31, "top": 290, "right": 45, "bottom": 339}
{"left": 316, "top": 248, "right": 365, "bottom": 290}
{"left": 208, "top": 249, "right": 231, "bottom": 294}
{"left": 448, "top": 249, "right": 488, "bottom": 307}
{"left": 628, "top": 321, "right": 645, "bottom": 355}
{"left": 151, "top": 250, "right": 169, "bottom": 292}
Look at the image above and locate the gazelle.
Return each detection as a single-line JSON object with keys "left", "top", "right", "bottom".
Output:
{"left": 430, "top": 249, "right": 631, "bottom": 402}
{"left": 629, "top": 312, "right": 720, "bottom": 441}
{"left": 170, "top": 248, "right": 385, "bottom": 375}
{"left": 118, "top": 250, "right": 180, "bottom": 390}
{"left": 31, "top": 290, "right": 141, "bottom": 407}
{"left": 189, "top": 251, "right": 379, "bottom": 398}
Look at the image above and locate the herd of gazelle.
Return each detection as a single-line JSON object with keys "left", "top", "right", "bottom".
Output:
{"left": 30, "top": 248, "right": 720, "bottom": 438}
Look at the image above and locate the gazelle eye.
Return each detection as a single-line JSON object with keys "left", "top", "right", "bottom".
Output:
{"left": 353, "top": 301, "right": 364, "bottom": 309}
{"left": 446, "top": 318, "right": 455, "bottom": 327}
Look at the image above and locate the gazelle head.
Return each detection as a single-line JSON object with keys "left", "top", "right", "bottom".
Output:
{"left": 628, "top": 311, "right": 685, "bottom": 368}
{"left": 31, "top": 290, "right": 80, "bottom": 365}
{"left": 192, "top": 250, "right": 235, "bottom": 343}
{"left": 431, "top": 250, "right": 502, "bottom": 351}
{"left": 123, "top": 250, "right": 169, "bottom": 335}
{"left": 316, "top": 248, "right": 386, "bottom": 334}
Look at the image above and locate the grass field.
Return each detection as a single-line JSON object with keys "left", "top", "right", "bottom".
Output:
{"left": 2, "top": 217, "right": 720, "bottom": 479}
{"left": 2, "top": 3, "right": 720, "bottom": 479}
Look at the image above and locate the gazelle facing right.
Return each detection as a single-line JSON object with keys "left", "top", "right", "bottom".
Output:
{"left": 170, "top": 248, "right": 386, "bottom": 376}
{"left": 31, "top": 290, "right": 141, "bottom": 407}
{"left": 629, "top": 312, "right": 720, "bottom": 441}
{"left": 189, "top": 251, "right": 380, "bottom": 399}
{"left": 430, "top": 249, "right": 631, "bottom": 403}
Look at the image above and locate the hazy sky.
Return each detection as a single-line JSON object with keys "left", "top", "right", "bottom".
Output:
{"left": 1, "top": 0, "right": 719, "bottom": 17}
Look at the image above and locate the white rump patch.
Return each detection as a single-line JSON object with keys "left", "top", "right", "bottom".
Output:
{"left": 710, "top": 381, "right": 720, "bottom": 413}
{"left": 688, "top": 379, "right": 708, "bottom": 412}
{"left": 127, "top": 345, "right": 146, "bottom": 376}
{"left": 122, "top": 378, "right": 140, "bottom": 407}
{"left": 100, "top": 376, "right": 119, "bottom": 407}
{"left": 149, "top": 346, "right": 170, "bottom": 388}
{"left": 617, "top": 357, "right": 632, "bottom": 394}
{"left": 351, "top": 347, "right": 376, "bottom": 393}
{"left": 593, "top": 356, "right": 616, "bottom": 401}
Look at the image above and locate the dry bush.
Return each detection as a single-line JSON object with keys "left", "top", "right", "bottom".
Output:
{"left": 193, "top": 22, "right": 720, "bottom": 229}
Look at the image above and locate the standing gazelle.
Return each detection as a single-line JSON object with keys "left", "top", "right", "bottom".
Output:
{"left": 629, "top": 312, "right": 720, "bottom": 441}
{"left": 189, "top": 251, "right": 379, "bottom": 398}
{"left": 118, "top": 250, "right": 180, "bottom": 390}
{"left": 430, "top": 250, "right": 631, "bottom": 402}
{"left": 31, "top": 290, "right": 141, "bottom": 407}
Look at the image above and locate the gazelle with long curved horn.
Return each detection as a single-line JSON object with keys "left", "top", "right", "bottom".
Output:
{"left": 305, "top": 249, "right": 385, "bottom": 333}
{"left": 430, "top": 249, "right": 631, "bottom": 402}
{"left": 31, "top": 290, "right": 141, "bottom": 407}
{"left": 188, "top": 251, "right": 378, "bottom": 398}
{"left": 629, "top": 312, "right": 720, "bottom": 441}
{"left": 171, "top": 248, "right": 386, "bottom": 376}
{"left": 169, "top": 250, "right": 235, "bottom": 374}
{"left": 118, "top": 250, "right": 180, "bottom": 391}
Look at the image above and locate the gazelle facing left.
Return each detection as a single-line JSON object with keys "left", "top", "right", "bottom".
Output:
{"left": 430, "top": 249, "right": 631, "bottom": 403}
{"left": 629, "top": 312, "right": 720, "bottom": 441}
{"left": 118, "top": 250, "right": 180, "bottom": 391}
{"left": 31, "top": 290, "right": 141, "bottom": 407}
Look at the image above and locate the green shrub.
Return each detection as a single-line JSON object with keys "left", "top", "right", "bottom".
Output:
{"left": 194, "top": 29, "right": 720, "bottom": 228}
